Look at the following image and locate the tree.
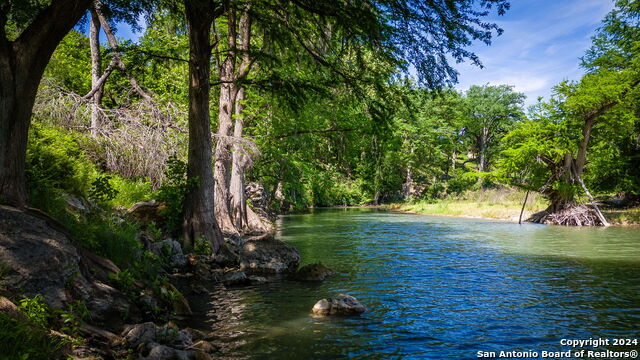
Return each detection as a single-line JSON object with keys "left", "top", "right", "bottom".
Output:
{"left": 463, "top": 84, "right": 525, "bottom": 173}
{"left": 182, "top": 0, "right": 225, "bottom": 251}
{"left": 0, "top": 0, "right": 93, "bottom": 206}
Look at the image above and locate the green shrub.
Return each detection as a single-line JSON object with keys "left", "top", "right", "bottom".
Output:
{"left": 109, "top": 175, "right": 153, "bottom": 208}
{"left": 194, "top": 237, "right": 212, "bottom": 256}
{"left": 18, "top": 295, "right": 50, "bottom": 328}
{"left": 89, "top": 174, "right": 119, "bottom": 203}
{"left": 157, "top": 156, "right": 198, "bottom": 235}
{"left": 0, "top": 314, "right": 64, "bottom": 360}
{"left": 26, "top": 123, "right": 96, "bottom": 198}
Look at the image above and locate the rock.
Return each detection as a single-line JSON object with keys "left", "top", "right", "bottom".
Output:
{"left": 78, "top": 248, "right": 121, "bottom": 284}
{"left": 0, "top": 296, "right": 27, "bottom": 321}
{"left": 239, "top": 234, "right": 300, "bottom": 274}
{"left": 194, "top": 351, "right": 214, "bottom": 360}
{"left": 62, "top": 193, "right": 89, "bottom": 213}
{"left": 123, "top": 322, "right": 158, "bottom": 348}
{"left": 79, "top": 323, "right": 120, "bottom": 345}
{"left": 248, "top": 276, "right": 267, "bottom": 284}
{"left": 159, "top": 283, "right": 192, "bottom": 315}
{"left": 222, "top": 271, "right": 250, "bottom": 286}
{"left": 190, "top": 340, "right": 214, "bottom": 353}
{"left": 142, "top": 343, "right": 193, "bottom": 360}
{"left": 184, "top": 328, "right": 208, "bottom": 341}
{"left": 0, "top": 205, "right": 133, "bottom": 327}
{"left": 138, "top": 291, "right": 160, "bottom": 315}
{"left": 311, "top": 294, "right": 366, "bottom": 316}
{"left": 212, "top": 242, "right": 240, "bottom": 268}
{"left": 122, "top": 322, "right": 193, "bottom": 349}
{"left": 293, "top": 263, "right": 337, "bottom": 281}
{"left": 0, "top": 206, "right": 82, "bottom": 308}
{"left": 127, "top": 200, "right": 166, "bottom": 226}
{"left": 150, "top": 239, "right": 187, "bottom": 269}
{"left": 84, "top": 280, "right": 132, "bottom": 325}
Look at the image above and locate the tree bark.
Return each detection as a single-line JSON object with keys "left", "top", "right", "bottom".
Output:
{"left": 229, "top": 87, "right": 248, "bottom": 229}
{"left": 89, "top": 7, "right": 103, "bottom": 137}
{"left": 478, "top": 126, "right": 488, "bottom": 172}
{"left": 213, "top": 6, "right": 239, "bottom": 234}
{"left": 183, "top": 0, "right": 224, "bottom": 253}
{"left": 0, "top": 0, "right": 92, "bottom": 207}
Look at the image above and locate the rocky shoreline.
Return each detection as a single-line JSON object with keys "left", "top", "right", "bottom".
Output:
{"left": 0, "top": 203, "right": 311, "bottom": 359}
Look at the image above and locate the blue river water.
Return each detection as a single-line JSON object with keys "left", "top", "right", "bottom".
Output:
{"left": 198, "top": 208, "right": 640, "bottom": 359}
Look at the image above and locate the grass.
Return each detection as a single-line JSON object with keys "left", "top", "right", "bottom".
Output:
{"left": 387, "top": 188, "right": 548, "bottom": 222}
{"left": 602, "top": 207, "right": 640, "bottom": 226}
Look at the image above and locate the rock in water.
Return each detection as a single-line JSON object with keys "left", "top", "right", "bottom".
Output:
{"left": 312, "top": 294, "right": 367, "bottom": 316}
{"left": 222, "top": 271, "right": 250, "bottom": 286}
{"left": 293, "top": 263, "right": 337, "bottom": 281}
{"left": 239, "top": 234, "right": 300, "bottom": 274}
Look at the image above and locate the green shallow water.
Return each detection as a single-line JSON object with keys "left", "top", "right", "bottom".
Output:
{"left": 191, "top": 208, "right": 640, "bottom": 359}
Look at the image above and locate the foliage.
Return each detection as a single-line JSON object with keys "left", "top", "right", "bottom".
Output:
{"left": 0, "top": 314, "right": 64, "bottom": 360}
{"left": 18, "top": 295, "right": 50, "bottom": 328}
{"left": 194, "top": 237, "right": 212, "bottom": 256}
{"left": 90, "top": 174, "right": 119, "bottom": 203}
{"left": 157, "top": 156, "right": 199, "bottom": 235}
{"left": 26, "top": 123, "right": 96, "bottom": 198}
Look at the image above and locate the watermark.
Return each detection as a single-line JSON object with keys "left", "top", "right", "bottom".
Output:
{"left": 476, "top": 338, "right": 638, "bottom": 358}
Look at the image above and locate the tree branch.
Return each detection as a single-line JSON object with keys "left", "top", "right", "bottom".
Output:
{"left": 94, "top": 1, "right": 153, "bottom": 101}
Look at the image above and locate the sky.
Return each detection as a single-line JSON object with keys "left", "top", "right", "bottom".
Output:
{"left": 453, "top": 0, "right": 615, "bottom": 105}
{"left": 102, "top": 0, "right": 614, "bottom": 106}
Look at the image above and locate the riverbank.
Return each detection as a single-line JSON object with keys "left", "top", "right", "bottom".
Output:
{"left": 383, "top": 189, "right": 640, "bottom": 226}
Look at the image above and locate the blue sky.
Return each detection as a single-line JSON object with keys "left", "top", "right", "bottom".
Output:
{"left": 102, "top": 0, "right": 613, "bottom": 106}
{"left": 453, "top": 0, "right": 614, "bottom": 105}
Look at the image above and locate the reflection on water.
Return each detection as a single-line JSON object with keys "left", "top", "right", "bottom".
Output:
{"left": 190, "top": 209, "right": 640, "bottom": 359}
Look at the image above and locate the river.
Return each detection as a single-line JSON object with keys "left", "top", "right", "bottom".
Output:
{"left": 195, "top": 208, "right": 640, "bottom": 359}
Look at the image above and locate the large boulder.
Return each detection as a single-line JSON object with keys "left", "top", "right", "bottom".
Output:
{"left": 0, "top": 206, "right": 84, "bottom": 308}
{"left": 0, "top": 206, "right": 130, "bottom": 327}
{"left": 311, "top": 294, "right": 367, "bottom": 316}
{"left": 238, "top": 234, "right": 300, "bottom": 274}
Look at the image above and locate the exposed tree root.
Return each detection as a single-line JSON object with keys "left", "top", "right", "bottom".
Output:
{"left": 529, "top": 204, "right": 608, "bottom": 226}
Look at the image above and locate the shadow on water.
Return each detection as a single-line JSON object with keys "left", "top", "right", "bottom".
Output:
{"left": 187, "top": 208, "right": 640, "bottom": 359}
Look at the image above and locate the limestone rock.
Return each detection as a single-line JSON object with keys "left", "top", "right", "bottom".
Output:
{"left": 222, "top": 271, "right": 250, "bottom": 286}
{"left": 127, "top": 201, "right": 166, "bottom": 226}
{"left": 0, "top": 296, "right": 26, "bottom": 321}
{"left": 150, "top": 239, "right": 187, "bottom": 269}
{"left": 141, "top": 343, "right": 193, "bottom": 360}
{"left": 0, "top": 206, "right": 82, "bottom": 308}
{"left": 239, "top": 234, "right": 300, "bottom": 274}
{"left": 248, "top": 275, "right": 267, "bottom": 284}
{"left": 311, "top": 294, "right": 366, "bottom": 316}
{"left": 293, "top": 263, "right": 337, "bottom": 281}
{"left": 122, "top": 322, "right": 193, "bottom": 349}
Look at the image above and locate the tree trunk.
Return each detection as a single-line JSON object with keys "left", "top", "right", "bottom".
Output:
{"left": 0, "top": 0, "right": 92, "bottom": 207}
{"left": 89, "top": 8, "right": 103, "bottom": 137}
{"left": 182, "top": 0, "right": 224, "bottom": 253}
{"left": 478, "top": 127, "right": 488, "bottom": 172}
{"left": 229, "top": 87, "right": 248, "bottom": 229}
{"left": 213, "top": 7, "right": 238, "bottom": 234}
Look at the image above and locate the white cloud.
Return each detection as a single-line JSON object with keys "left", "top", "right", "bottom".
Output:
{"left": 453, "top": 0, "right": 616, "bottom": 105}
